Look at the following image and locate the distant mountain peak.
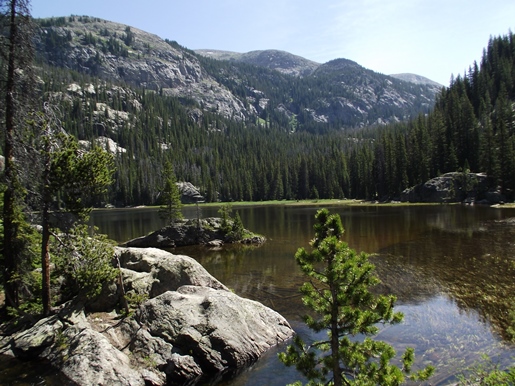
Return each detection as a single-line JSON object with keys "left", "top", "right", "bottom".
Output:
{"left": 195, "top": 48, "right": 320, "bottom": 77}
{"left": 389, "top": 73, "right": 442, "bottom": 87}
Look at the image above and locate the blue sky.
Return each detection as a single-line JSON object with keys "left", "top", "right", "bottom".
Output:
{"left": 32, "top": 0, "right": 514, "bottom": 85}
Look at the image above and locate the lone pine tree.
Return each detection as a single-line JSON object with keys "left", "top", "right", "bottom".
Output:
{"left": 158, "top": 161, "right": 183, "bottom": 225}
{"left": 279, "top": 208, "right": 433, "bottom": 386}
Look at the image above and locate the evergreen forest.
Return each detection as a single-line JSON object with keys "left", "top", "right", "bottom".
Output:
{"left": 11, "top": 19, "right": 515, "bottom": 206}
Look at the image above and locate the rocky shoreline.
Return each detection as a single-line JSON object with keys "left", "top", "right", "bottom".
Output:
{"left": 0, "top": 247, "right": 293, "bottom": 385}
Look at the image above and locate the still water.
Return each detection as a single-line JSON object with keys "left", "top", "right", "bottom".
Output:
{"left": 91, "top": 203, "right": 515, "bottom": 385}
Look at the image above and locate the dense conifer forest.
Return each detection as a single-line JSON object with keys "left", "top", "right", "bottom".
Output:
{"left": 28, "top": 20, "right": 515, "bottom": 206}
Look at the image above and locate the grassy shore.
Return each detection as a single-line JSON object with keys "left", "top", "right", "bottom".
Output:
{"left": 186, "top": 199, "right": 445, "bottom": 208}
{"left": 98, "top": 199, "right": 515, "bottom": 211}
{"left": 190, "top": 199, "right": 515, "bottom": 209}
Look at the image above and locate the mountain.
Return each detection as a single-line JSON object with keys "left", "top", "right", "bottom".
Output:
{"left": 35, "top": 16, "right": 440, "bottom": 130}
{"left": 26, "top": 17, "right": 515, "bottom": 206}
{"left": 389, "top": 73, "right": 442, "bottom": 88}
{"left": 37, "top": 16, "right": 249, "bottom": 121}
{"left": 195, "top": 49, "right": 320, "bottom": 77}
{"left": 195, "top": 50, "right": 443, "bottom": 90}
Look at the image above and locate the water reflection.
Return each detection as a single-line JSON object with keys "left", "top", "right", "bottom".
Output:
{"left": 91, "top": 204, "right": 515, "bottom": 385}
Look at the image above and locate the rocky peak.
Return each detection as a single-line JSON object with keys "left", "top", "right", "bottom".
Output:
{"left": 37, "top": 16, "right": 248, "bottom": 121}
{"left": 389, "top": 73, "right": 443, "bottom": 87}
{"left": 35, "top": 15, "right": 440, "bottom": 131}
{"left": 196, "top": 49, "right": 321, "bottom": 77}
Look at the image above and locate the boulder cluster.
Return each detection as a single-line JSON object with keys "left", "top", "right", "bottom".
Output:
{"left": 0, "top": 247, "right": 293, "bottom": 385}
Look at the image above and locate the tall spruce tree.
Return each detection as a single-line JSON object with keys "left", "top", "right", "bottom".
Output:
{"left": 279, "top": 209, "right": 434, "bottom": 385}
{"left": 1, "top": 0, "right": 34, "bottom": 311}
{"left": 158, "top": 161, "right": 183, "bottom": 224}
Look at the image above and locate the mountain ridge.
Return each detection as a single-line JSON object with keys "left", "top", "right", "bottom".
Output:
{"left": 35, "top": 15, "right": 440, "bottom": 130}
{"left": 27, "top": 16, "right": 515, "bottom": 207}
{"left": 195, "top": 48, "right": 442, "bottom": 87}
{"left": 195, "top": 49, "right": 321, "bottom": 77}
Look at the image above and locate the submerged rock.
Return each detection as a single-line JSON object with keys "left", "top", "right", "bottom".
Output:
{"left": 0, "top": 247, "right": 293, "bottom": 385}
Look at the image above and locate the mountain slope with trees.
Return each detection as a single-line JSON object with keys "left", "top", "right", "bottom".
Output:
{"left": 195, "top": 48, "right": 321, "bottom": 77}
{"left": 370, "top": 32, "right": 515, "bottom": 201}
{"left": 34, "top": 16, "right": 439, "bottom": 130}
{"left": 13, "top": 16, "right": 515, "bottom": 206}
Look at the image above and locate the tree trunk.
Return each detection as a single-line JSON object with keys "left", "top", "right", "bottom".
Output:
{"left": 41, "top": 201, "right": 51, "bottom": 316}
{"left": 331, "top": 283, "right": 342, "bottom": 386}
{"left": 2, "top": 0, "right": 20, "bottom": 311}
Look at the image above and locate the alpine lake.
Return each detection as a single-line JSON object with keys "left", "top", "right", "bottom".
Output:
{"left": 3, "top": 202, "right": 515, "bottom": 385}
{"left": 89, "top": 202, "right": 515, "bottom": 385}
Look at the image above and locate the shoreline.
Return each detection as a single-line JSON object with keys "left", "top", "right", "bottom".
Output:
{"left": 94, "top": 199, "right": 468, "bottom": 212}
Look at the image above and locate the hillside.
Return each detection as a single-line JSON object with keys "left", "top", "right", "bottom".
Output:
{"left": 35, "top": 16, "right": 439, "bottom": 130}
{"left": 196, "top": 49, "right": 442, "bottom": 90}
{"left": 30, "top": 17, "right": 515, "bottom": 206}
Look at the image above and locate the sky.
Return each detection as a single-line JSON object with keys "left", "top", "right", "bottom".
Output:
{"left": 31, "top": 0, "right": 515, "bottom": 86}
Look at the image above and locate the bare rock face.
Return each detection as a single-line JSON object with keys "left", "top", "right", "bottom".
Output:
{"left": 116, "top": 247, "right": 228, "bottom": 298}
{"left": 137, "top": 286, "right": 294, "bottom": 377}
{"left": 400, "top": 172, "right": 503, "bottom": 204}
{"left": 37, "top": 17, "right": 248, "bottom": 121}
{"left": 177, "top": 181, "right": 204, "bottom": 203}
{"left": 48, "top": 325, "right": 145, "bottom": 386}
{"left": 0, "top": 248, "right": 293, "bottom": 385}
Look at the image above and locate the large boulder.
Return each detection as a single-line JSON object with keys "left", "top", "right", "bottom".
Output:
{"left": 46, "top": 324, "right": 145, "bottom": 386}
{"left": 0, "top": 248, "right": 293, "bottom": 385}
{"left": 123, "top": 218, "right": 226, "bottom": 248}
{"left": 88, "top": 246, "right": 229, "bottom": 311}
{"left": 137, "top": 286, "right": 294, "bottom": 381}
{"left": 116, "top": 247, "right": 228, "bottom": 298}
{"left": 2, "top": 305, "right": 145, "bottom": 385}
{"left": 400, "top": 172, "right": 502, "bottom": 204}
{"left": 177, "top": 181, "right": 204, "bottom": 204}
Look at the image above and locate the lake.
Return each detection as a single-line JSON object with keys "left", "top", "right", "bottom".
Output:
{"left": 91, "top": 203, "right": 515, "bottom": 385}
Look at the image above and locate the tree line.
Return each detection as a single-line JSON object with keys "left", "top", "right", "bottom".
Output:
{"left": 28, "top": 30, "right": 515, "bottom": 206}
{"left": 27, "top": 11, "right": 514, "bottom": 205}
{"left": 1, "top": 0, "right": 116, "bottom": 315}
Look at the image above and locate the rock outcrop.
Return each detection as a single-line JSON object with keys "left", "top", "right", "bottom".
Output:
{"left": 196, "top": 49, "right": 321, "bottom": 77}
{"left": 400, "top": 172, "right": 504, "bottom": 204}
{"left": 37, "top": 18, "right": 248, "bottom": 122}
{"left": 122, "top": 217, "right": 265, "bottom": 248}
{"left": 177, "top": 182, "right": 204, "bottom": 204}
{"left": 0, "top": 247, "right": 293, "bottom": 385}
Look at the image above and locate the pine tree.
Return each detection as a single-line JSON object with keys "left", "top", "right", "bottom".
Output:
{"left": 158, "top": 162, "right": 183, "bottom": 224}
{"left": 279, "top": 209, "right": 434, "bottom": 385}
{"left": 1, "top": 0, "right": 34, "bottom": 311}
{"left": 36, "top": 115, "right": 115, "bottom": 315}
